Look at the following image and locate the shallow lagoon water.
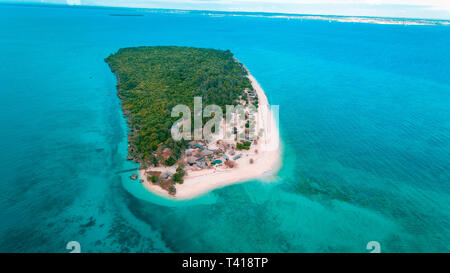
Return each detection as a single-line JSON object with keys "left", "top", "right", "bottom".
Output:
{"left": 0, "top": 4, "right": 449, "bottom": 252}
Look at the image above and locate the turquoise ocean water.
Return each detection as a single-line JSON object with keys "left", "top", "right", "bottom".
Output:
{"left": 0, "top": 4, "right": 449, "bottom": 252}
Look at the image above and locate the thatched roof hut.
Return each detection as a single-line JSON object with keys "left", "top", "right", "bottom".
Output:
{"left": 200, "top": 150, "right": 213, "bottom": 157}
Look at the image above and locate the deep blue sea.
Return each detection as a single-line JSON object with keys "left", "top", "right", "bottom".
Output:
{"left": 0, "top": 4, "right": 449, "bottom": 252}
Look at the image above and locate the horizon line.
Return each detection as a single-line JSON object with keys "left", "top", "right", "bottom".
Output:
{"left": 2, "top": 1, "right": 450, "bottom": 21}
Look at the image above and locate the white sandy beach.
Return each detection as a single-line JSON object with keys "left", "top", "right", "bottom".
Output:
{"left": 140, "top": 67, "right": 281, "bottom": 200}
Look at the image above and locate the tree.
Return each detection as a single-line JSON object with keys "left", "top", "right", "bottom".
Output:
{"left": 168, "top": 186, "right": 176, "bottom": 195}
{"left": 149, "top": 154, "right": 158, "bottom": 166}
{"left": 176, "top": 163, "right": 186, "bottom": 176}
{"left": 173, "top": 173, "right": 184, "bottom": 184}
{"left": 148, "top": 175, "right": 158, "bottom": 184}
{"left": 236, "top": 141, "right": 251, "bottom": 150}
{"left": 105, "top": 46, "right": 251, "bottom": 168}
{"left": 174, "top": 163, "right": 186, "bottom": 184}
{"left": 165, "top": 157, "right": 176, "bottom": 166}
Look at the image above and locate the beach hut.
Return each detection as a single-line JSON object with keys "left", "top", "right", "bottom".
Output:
{"left": 146, "top": 170, "right": 162, "bottom": 177}
{"left": 200, "top": 149, "right": 213, "bottom": 157}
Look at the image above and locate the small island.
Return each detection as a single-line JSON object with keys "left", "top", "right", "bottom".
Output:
{"left": 105, "top": 46, "right": 280, "bottom": 199}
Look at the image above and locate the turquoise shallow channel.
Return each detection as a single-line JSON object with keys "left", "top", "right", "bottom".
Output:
{"left": 0, "top": 4, "right": 449, "bottom": 252}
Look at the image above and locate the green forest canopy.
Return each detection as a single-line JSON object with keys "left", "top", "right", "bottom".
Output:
{"left": 105, "top": 46, "right": 254, "bottom": 164}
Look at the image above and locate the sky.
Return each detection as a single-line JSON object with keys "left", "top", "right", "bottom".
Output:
{"left": 5, "top": 0, "right": 450, "bottom": 19}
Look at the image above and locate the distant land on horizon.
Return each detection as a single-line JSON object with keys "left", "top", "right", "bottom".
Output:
{"left": 3, "top": 2, "right": 450, "bottom": 23}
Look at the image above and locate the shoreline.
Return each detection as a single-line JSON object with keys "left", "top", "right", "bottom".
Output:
{"left": 140, "top": 65, "right": 281, "bottom": 200}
